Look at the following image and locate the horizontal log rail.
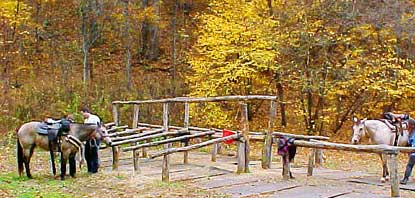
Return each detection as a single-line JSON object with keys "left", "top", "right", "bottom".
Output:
{"left": 137, "top": 122, "right": 212, "bottom": 132}
{"left": 149, "top": 134, "right": 242, "bottom": 159}
{"left": 110, "top": 129, "right": 188, "bottom": 146}
{"left": 108, "top": 127, "right": 148, "bottom": 137}
{"left": 110, "top": 128, "right": 165, "bottom": 142}
{"left": 294, "top": 140, "right": 415, "bottom": 154}
{"left": 104, "top": 122, "right": 116, "bottom": 128}
{"left": 107, "top": 125, "right": 129, "bottom": 133}
{"left": 122, "top": 131, "right": 216, "bottom": 152}
{"left": 273, "top": 132, "right": 329, "bottom": 141}
{"left": 113, "top": 95, "right": 277, "bottom": 105}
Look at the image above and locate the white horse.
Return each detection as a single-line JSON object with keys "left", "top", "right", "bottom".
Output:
{"left": 351, "top": 117, "right": 410, "bottom": 182}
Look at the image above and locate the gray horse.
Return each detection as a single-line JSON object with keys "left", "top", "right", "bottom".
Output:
{"left": 17, "top": 121, "right": 112, "bottom": 180}
{"left": 351, "top": 117, "right": 409, "bottom": 182}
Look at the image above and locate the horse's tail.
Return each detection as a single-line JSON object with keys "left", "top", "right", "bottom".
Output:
{"left": 17, "top": 138, "right": 24, "bottom": 177}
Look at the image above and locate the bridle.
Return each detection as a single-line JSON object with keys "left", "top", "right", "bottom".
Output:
{"left": 353, "top": 119, "right": 367, "bottom": 143}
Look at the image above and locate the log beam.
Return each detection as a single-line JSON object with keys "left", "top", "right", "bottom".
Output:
{"left": 149, "top": 134, "right": 241, "bottom": 159}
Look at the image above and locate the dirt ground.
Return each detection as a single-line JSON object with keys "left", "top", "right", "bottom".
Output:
{"left": 2, "top": 140, "right": 415, "bottom": 198}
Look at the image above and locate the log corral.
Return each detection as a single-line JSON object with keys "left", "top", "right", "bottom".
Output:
{"left": 109, "top": 95, "right": 277, "bottom": 182}
{"left": 105, "top": 95, "right": 407, "bottom": 198}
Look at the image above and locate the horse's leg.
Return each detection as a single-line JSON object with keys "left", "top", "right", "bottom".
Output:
{"left": 69, "top": 153, "right": 76, "bottom": 178}
{"left": 380, "top": 153, "right": 388, "bottom": 182}
{"left": 48, "top": 141, "right": 56, "bottom": 176}
{"left": 23, "top": 144, "right": 36, "bottom": 178}
{"left": 60, "top": 152, "right": 68, "bottom": 180}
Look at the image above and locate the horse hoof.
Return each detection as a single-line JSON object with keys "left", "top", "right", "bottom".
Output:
{"left": 385, "top": 176, "right": 390, "bottom": 181}
{"left": 380, "top": 178, "right": 386, "bottom": 183}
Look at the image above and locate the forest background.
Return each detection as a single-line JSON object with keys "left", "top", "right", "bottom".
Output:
{"left": 1, "top": 0, "right": 415, "bottom": 140}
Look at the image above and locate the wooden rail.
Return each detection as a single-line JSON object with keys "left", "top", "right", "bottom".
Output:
{"left": 110, "top": 95, "right": 277, "bottom": 181}
{"left": 113, "top": 95, "right": 277, "bottom": 104}
{"left": 122, "top": 131, "right": 215, "bottom": 152}
{"left": 290, "top": 140, "right": 415, "bottom": 198}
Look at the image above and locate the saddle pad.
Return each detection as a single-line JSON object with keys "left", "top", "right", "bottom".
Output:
{"left": 36, "top": 122, "right": 61, "bottom": 136}
{"left": 36, "top": 123, "right": 49, "bottom": 135}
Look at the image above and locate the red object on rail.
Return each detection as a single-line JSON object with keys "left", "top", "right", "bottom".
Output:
{"left": 222, "top": 129, "right": 235, "bottom": 144}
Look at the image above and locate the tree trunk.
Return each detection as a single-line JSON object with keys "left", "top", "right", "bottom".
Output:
{"left": 148, "top": 0, "right": 160, "bottom": 60}
{"left": 80, "top": 0, "right": 101, "bottom": 83}
{"left": 122, "top": 0, "right": 132, "bottom": 90}
{"left": 275, "top": 72, "right": 286, "bottom": 127}
{"left": 140, "top": 0, "right": 149, "bottom": 60}
{"left": 171, "top": 0, "right": 178, "bottom": 97}
{"left": 81, "top": 0, "right": 91, "bottom": 83}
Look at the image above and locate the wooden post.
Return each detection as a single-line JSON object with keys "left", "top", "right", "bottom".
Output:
{"left": 211, "top": 143, "right": 218, "bottom": 162}
{"left": 132, "top": 142, "right": 140, "bottom": 172}
{"left": 132, "top": 105, "right": 140, "bottom": 172}
{"left": 237, "top": 137, "right": 246, "bottom": 174}
{"left": 387, "top": 150, "right": 400, "bottom": 198}
{"left": 112, "top": 104, "right": 120, "bottom": 170}
{"left": 112, "top": 146, "right": 119, "bottom": 170}
{"left": 112, "top": 104, "right": 120, "bottom": 126}
{"left": 282, "top": 155, "right": 290, "bottom": 180}
{"left": 162, "top": 154, "right": 169, "bottom": 182}
{"left": 240, "top": 102, "right": 250, "bottom": 173}
{"left": 262, "top": 100, "right": 276, "bottom": 169}
{"left": 183, "top": 102, "right": 189, "bottom": 164}
{"left": 217, "top": 143, "right": 223, "bottom": 154}
{"left": 161, "top": 103, "right": 171, "bottom": 182}
{"left": 132, "top": 104, "right": 139, "bottom": 128}
{"left": 307, "top": 148, "right": 316, "bottom": 176}
{"left": 142, "top": 140, "right": 149, "bottom": 158}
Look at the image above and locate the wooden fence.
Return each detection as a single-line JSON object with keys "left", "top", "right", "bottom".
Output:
{"left": 109, "top": 95, "right": 277, "bottom": 181}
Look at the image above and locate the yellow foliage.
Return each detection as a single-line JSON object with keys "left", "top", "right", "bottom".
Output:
{"left": 0, "top": 0, "right": 31, "bottom": 26}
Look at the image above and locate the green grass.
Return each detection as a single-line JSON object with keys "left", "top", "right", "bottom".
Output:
{"left": 0, "top": 173, "right": 73, "bottom": 198}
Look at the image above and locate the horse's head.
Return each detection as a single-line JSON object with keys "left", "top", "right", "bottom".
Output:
{"left": 94, "top": 124, "right": 112, "bottom": 146}
{"left": 70, "top": 123, "right": 112, "bottom": 146}
{"left": 351, "top": 117, "right": 367, "bottom": 144}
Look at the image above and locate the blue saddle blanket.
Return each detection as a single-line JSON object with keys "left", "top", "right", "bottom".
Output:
{"left": 36, "top": 122, "right": 61, "bottom": 137}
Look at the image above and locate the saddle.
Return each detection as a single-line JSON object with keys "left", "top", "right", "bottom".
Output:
{"left": 381, "top": 119, "right": 408, "bottom": 134}
{"left": 36, "top": 119, "right": 71, "bottom": 148}
{"left": 277, "top": 136, "right": 297, "bottom": 162}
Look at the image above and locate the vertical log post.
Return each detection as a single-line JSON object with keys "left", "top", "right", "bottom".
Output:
{"left": 262, "top": 100, "right": 276, "bottom": 169}
{"left": 282, "top": 155, "right": 290, "bottom": 180}
{"left": 240, "top": 102, "right": 250, "bottom": 173}
{"left": 132, "top": 104, "right": 140, "bottom": 172}
{"left": 183, "top": 102, "right": 190, "bottom": 164}
{"left": 162, "top": 103, "right": 170, "bottom": 182}
{"left": 211, "top": 142, "right": 218, "bottom": 162}
{"left": 387, "top": 150, "right": 400, "bottom": 198}
{"left": 237, "top": 137, "right": 246, "bottom": 174}
{"left": 307, "top": 148, "right": 316, "bottom": 176}
{"left": 112, "top": 104, "right": 120, "bottom": 170}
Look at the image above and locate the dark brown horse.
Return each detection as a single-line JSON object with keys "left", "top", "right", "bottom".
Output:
{"left": 17, "top": 121, "right": 111, "bottom": 180}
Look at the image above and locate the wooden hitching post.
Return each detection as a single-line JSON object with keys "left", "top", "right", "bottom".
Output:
{"left": 183, "top": 102, "right": 190, "bottom": 164}
{"left": 132, "top": 104, "right": 140, "bottom": 172}
{"left": 262, "top": 100, "right": 276, "bottom": 169}
{"left": 238, "top": 102, "right": 250, "bottom": 173}
{"left": 112, "top": 103, "right": 120, "bottom": 170}
{"left": 237, "top": 137, "right": 246, "bottom": 174}
{"left": 307, "top": 148, "right": 316, "bottom": 176}
{"left": 162, "top": 103, "right": 170, "bottom": 182}
{"left": 387, "top": 149, "right": 400, "bottom": 198}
